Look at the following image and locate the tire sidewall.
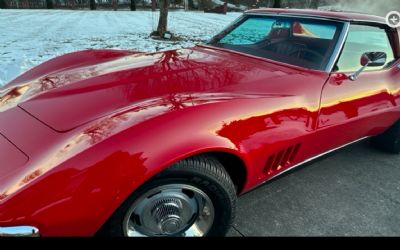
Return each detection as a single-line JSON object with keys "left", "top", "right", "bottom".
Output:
{"left": 133, "top": 172, "right": 235, "bottom": 236}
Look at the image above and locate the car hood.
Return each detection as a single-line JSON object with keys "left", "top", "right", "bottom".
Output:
{"left": 0, "top": 46, "right": 327, "bottom": 132}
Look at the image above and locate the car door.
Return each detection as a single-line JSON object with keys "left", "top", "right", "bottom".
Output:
{"left": 316, "top": 23, "right": 400, "bottom": 152}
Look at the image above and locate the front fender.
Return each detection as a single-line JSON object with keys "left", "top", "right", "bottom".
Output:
{"left": 0, "top": 99, "right": 252, "bottom": 236}
{"left": 0, "top": 91, "right": 307, "bottom": 236}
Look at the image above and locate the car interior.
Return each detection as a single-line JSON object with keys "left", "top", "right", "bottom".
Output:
{"left": 213, "top": 19, "right": 340, "bottom": 71}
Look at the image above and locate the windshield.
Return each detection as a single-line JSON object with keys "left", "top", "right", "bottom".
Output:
{"left": 208, "top": 14, "right": 345, "bottom": 71}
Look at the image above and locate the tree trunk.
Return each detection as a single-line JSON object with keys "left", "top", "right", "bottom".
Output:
{"left": 273, "top": 0, "right": 281, "bottom": 8}
{"left": 46, "top": 0, "right": 54, "bottom": 8}
{"left": 223, "top": 1, "right": 227, "bottom": 14}
{"left": 157, "top": 0, "right": 169, "bottom": 36}
{"left": 310, "top": 0, "right": 320, "bottom": 9}
{"left": 113, "top": 0, "right": 118, "bottom": 11}
{"left": 188, "top": 0, "right": 195, "bottom": 9}
{"left": 90, "top": 0, "right": 96, "bottom": 10}
{"left": 130, "top": 0, "right": 136, "bottom": 10}
{"left": 0, "top": 0, "right": 7, "bottom": 9}
{"left": 152, "top": 0, "right": 156, "bottom": 11}
{"left": 184, "top": 0, "right": 188, "bottom": 11}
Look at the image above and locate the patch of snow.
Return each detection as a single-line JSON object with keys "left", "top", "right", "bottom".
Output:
{"left": 0, "top": 9, "right": 241, "bottom": 86}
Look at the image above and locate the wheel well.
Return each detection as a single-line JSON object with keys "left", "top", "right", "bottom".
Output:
{"left": 198, "top": 152, "right": 247, "bottom": 194}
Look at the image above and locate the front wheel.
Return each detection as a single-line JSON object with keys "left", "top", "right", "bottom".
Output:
{"left": 98, "top": 156, "right": 237, "bottom": 237}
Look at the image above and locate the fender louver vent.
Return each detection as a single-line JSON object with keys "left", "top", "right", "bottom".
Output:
{"left": 263, "top": 143, "right": 301, "bottom": 175}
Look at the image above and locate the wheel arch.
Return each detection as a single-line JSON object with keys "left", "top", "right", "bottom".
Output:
{"left": 93, "top": 143, "right": 250, "bottom": 236}
{"left": 141, "top": 147, "right": 249, "bottom": 195}
{"left": 190, "top": 151, "right": 248, "bottom": 195}
{"left": 96, "top": 148, "right": 244, "bottom": 236}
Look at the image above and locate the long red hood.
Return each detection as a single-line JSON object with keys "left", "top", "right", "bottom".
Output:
{"left": 0, "top": 46, "right": 328, "bottom": 132}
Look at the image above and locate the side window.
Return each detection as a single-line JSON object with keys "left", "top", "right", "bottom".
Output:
{"left": 335, "top": 25, "right": 396, "bottom": 72}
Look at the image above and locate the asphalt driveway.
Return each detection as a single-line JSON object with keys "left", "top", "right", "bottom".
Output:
{"left": 227, "top": 140, "right": 400, "bottom": 236}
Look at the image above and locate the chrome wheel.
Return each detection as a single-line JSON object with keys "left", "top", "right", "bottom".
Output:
{"left": 123, "top": 184, "right": 215, "bottom": 237}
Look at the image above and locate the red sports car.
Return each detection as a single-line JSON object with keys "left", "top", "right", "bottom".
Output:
{"left": 0, "top": 8, "right": 399, "bottom": 237}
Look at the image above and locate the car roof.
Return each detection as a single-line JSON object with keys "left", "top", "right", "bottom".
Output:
{"left": 245, "top": 8, "right": 386, "bottom": 25}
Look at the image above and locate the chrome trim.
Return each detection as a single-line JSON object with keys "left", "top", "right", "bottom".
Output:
{"left": 246, "top": 136, "right": 370, "bottom": 194}
{"left": 123, "top": 184, "right": 214, "bottom": 237}
{"left": 0, "top": 226, "right": 40, "bottom": 237}
{"left": 326, "top": 22, "right": 350, "bottom": 72}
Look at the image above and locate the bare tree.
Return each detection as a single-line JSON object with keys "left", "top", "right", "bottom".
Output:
{"left": 0, "top": 0, "right": 7, "bottom": 8}
{"left": 46, "top": 0, "right": 54, "bottom": 9}
{"left": 131, "top": 0, "right": 136, "bottom": 10}
{"left": 273, "top": 0, "right": 282, "bottom": 8}
{"left": 224, "top": 0, "right": 228, "bottom": 13}
{"left": 310, "top": 0, "right": 320, "bottom": 9}
{"left": 90, "top": 0, "right": 96, "bottom": 10}
{"left": 198, "top": 0, "right": 213, "bottom": 10}
{"left": 113, "top": 0, "right": 118, "bottom": 11}
{"left": 188, "top": 0, "right": 195, "bottom": 9}
{"left": 156, "top": 0, "right": 169, "bottom": 36}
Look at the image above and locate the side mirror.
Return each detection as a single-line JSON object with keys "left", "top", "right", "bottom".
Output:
{"left": 349, "top": 52, "right": 387, "bottom": 81}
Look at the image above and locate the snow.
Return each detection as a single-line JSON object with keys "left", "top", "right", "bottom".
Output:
{"left": 0, "top": 9, "right": 241, "bottom": 86}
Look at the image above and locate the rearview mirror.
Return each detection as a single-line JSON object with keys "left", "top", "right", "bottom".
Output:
{"left": 349, "top": 52, "right": 387, "bottom": 81}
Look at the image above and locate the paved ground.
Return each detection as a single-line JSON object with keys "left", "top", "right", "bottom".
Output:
{"left": 227, "top": 140, "right": 400, "bottom": 236}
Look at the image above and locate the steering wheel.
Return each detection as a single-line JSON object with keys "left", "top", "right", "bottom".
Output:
{"left": 289, "top": 48, "right": 324, "bottom": 62}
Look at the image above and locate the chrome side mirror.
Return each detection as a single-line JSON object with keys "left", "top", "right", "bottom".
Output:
{"left": 349, "top": 52, "right": 387, "bottom": 81}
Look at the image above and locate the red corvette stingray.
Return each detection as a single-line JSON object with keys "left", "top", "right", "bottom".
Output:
{"left": 1, "top": 9, "right": 399, "bottom": 237}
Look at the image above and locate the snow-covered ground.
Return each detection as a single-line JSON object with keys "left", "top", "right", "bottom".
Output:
{"left": 0, "top": 9, "right": 241, "bottom": 86}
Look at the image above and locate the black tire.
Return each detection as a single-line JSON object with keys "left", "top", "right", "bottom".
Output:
{"left": 371, "top": 120, "right": 400, "bottom": 154}
{"left": 97, "top": 155, "right": 237, "bottom": 237}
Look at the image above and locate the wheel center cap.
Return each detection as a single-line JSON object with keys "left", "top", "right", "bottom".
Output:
{"left": 161, "top": 216, "right": 182, "bottom": 234}
{"left": 151, "top": 198, "right": 185, "bottom": 234}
